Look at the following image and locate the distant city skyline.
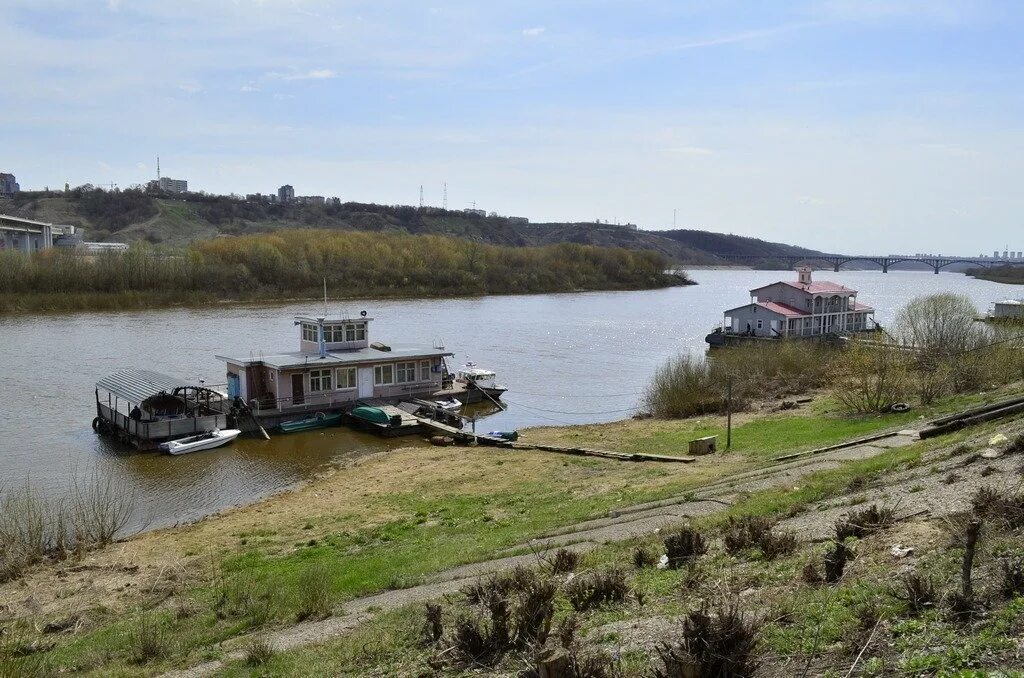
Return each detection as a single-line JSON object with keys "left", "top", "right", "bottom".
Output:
{"left": 4, "top": 1, "right": 1024, "bottom": 253}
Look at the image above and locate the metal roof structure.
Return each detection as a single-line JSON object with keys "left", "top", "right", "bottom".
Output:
{"left": 216, "top": 345, "right": 452, "bottom": 370}
{"left": 96, "top": 369, "right": 194, "bottom": 404}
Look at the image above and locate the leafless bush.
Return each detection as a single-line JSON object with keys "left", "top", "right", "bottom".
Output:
{"left": 548, "top": 548, "right": 581, "bottom": 574}
{"left": 565, "top": 567, "right": 629, "bottom": 611}
{"left": 664, "top": 525, "right": 707, "bottom": 568}
{"left": 892, "top": 571, "right": 938, "bottom": 615}
{"left": 556, "top": 613, "right": 580, "bottom": 650}
{"left": 723, "top": 515, "right": 797, "bottom": 560}
{"left": 829, "top": 344, "right": 909, "bottom": 414}
{"left": 513, "top": 578, "right": 557, "bottom": 645}
{"left": 633, "top": 545, "right": 658, "bottom": 569}
{"left": 654, "top": 601, "right": 760, "bottom": 678}
{"left": 823, "top": 540, "right": 851, "bottom": 584}
{"left": 69, "top": 471, "right": 136, "bottom": 546}
{"left": 970, "top": 486, "right": 1024, "bottom": 528}
{"left": 423, "top": 602, "right": 444, "bottom": 645}
{"left": 999, "top": 556, "right": 1024, "bottom": 599}
{"left": 834, "top": 504, "right": 896, "bottom": 540}
{"left": 801, "top": 560, "right": 824, "bottom": 585}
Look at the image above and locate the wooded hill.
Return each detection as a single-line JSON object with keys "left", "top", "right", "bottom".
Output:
{"left": 3, "top": 188, "right": 819, "bottom": 265}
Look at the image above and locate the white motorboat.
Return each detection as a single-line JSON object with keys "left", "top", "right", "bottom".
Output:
{"left": 432, "top": 396, "right": 462, "bottom": 411}
{"left": 159, "top": 428, "right": 241, "bottom": 455}
{"left": 455, "top": 362, "right": 507, "bottom": 400}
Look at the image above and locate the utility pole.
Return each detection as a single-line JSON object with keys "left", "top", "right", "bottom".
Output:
{"left": 726, "top": 375, "right": 733, "bottom": 450}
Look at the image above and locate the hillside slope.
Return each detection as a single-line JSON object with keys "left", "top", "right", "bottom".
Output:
{"left": 2, "top": 190, "right": 814, "bottom": 265}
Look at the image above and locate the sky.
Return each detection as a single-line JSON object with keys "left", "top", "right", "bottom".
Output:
{"left": 3, "top": 0, "right": 1024, "bottom": 254}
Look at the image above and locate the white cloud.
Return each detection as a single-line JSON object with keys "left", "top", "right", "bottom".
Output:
{"left": 269, "top": 69, "right": 336, "bottom": 81}
{"left": 522, "top": 26, "right": 545, "bottom": 38}
{"left": 669, "top": 146, "right": 714, "bottom": 156}
{"left": 240, "top": 84, "right": 260, "bottom": 92}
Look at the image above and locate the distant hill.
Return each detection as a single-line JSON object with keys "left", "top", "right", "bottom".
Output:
{"left": 1, "top": 189, "right": 819, "bottom": 266}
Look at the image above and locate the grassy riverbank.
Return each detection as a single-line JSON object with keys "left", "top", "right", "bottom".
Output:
{"left": 0, "top": 229, "right": 684, "bottom": 313}
{"left": 0, "top": 385, "right": 1014, "bottom": 675}
{"left": 966, "top": 265, "right": 1024, "bottom": 285}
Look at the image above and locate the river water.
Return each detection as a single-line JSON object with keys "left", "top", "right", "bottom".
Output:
{"left": 0, "top": 270, "right": 1016, "bottom": 531}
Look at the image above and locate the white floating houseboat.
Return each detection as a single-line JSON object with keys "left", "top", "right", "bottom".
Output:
{"left": 987, "top": 299, "right": 1024, "bottom": 322}
{"left": 94, "top": 369, "right": 230, "bottom": 450}
{"left": 707, "top": 268, "right": 877, "bottom": 347}
{"left": 215, "top": 313, "right": 455, "bottom": 428}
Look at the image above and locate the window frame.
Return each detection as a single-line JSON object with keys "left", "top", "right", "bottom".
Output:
{"left": 395, "top": 361, "right": 417, "bottom": 383}
{"left": 308, "top": 368, "right": 333, "bottom": 392}
{"left": 336, "top": 366, "right": 357, "bottom": 390}
{"left": 420, "top": 360, "right": 431, "bottom": 382}
{"left": 374, "top": 364, "right": 394, "bottom": 386}
{"left": 302, "top": 323, "right": 318, "bottom": 342}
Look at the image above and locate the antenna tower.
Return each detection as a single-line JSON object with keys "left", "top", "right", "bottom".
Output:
{"left": 419, "top": 185, "right": 424, "bottom": 208}
{"left": 156, "top": 155, "right": 160, "bottom": 181}
{"left": 442, "top": 182, "right": 447, "bottom": 210}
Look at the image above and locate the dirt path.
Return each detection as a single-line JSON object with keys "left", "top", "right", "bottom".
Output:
{"left": 162, "top": 430, "right": 960, "bottom": 677}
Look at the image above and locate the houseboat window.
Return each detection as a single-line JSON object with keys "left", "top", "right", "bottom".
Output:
{"left": 336, "top": 367, "right": 357, "bottom": 389}
{"left": 374, "top": 364, "right": 394, "bottom": 385}
{"left": 323, "top": 325, "right": 342, "bottom": 342}
{"left": 302, "top": 323, "right": 318, "bottom": 342}
{"left": 345, "top": 323, "right": 367, "bottom": 342}
{"left": 756, "top": 320, "right": 763, "bottom": 330}
{"left": 420, "top": 360, "right": 431, "bottom": 381}
{"left": 309, "top": 368, "right": 333, "bottom": 392}
{"left": 395, "top": 361, "right": 417, "bottom": 383}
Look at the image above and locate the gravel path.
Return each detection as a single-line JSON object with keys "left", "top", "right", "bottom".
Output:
{"left": 165, "top": 428, "right": 998, "bottom": 678}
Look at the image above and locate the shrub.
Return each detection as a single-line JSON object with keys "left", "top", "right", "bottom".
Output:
{"left": 644, "top": 355, "right": 725, "bottom": 418}
{"left": 423, "top": 602, "right": 444, "bottom": 645}
{"left": 834, "top": 504, "right": 896, "bottom": 540}
{"left": 823, "top": 540, "right": 850, "bottom": 584}
{"left": 724, "top": 516, "right": 798, "bottom": 560}
{"left": 970, "top": 487, "right": 1024, "bottom": 528}
{"left": 999, "top": 557, "right": 1024, "bottom": 599}
{"left": 513, "top": 578, "right": 558, "bottom": 645}
{"left": 892, "top": 572, "right": 938, "bottom": 614}
{"left": 549, "top": 548, "right": 582, "bottom": 574}
{"left": 829, "top": 345, "right": 909, "bottom": 414}
{"left": 565, "top": 568, "right": 629, "bottom": 611}
{"left": 664, "top": 525, "right": 707, "bottom": 568}
{"left": 633, "top": 545, "right": 658, "bottom": 569}
{"left": 654, "top": 602, "right": 760, "bottom": 678}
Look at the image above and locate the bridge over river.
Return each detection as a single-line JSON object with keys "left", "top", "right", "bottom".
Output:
{"left": 715, "top": 253, "right": 1024, "bottom": 274}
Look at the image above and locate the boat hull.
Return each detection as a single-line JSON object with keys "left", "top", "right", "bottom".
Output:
{"left": 278, "top": 412, "right": 343, "bottom": 433}
{"left": 160, "top": 429, "right": 241, "bottom": 455}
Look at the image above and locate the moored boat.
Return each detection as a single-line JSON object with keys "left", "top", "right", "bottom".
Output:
{"left": 159, "top": 428, "right": 241, "bottom": 455}
{"left": 432, "top": 396, "right": 462, "bottom": 411}
{"left": 278, "top": 411, "right": 342, "bottom": 433}
{"left": 455, "top": 362, "right": 507, "bottom": 402}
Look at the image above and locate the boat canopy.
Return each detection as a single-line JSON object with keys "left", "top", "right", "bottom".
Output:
{"left": 96, "top": 369, "right": 195, "bottom": 404}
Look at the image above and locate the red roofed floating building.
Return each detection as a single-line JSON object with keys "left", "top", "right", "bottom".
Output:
{"left": 706, "top": 268, "right": 876, "bottom": 347}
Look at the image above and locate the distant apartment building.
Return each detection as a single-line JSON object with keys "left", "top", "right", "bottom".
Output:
{"left": 278, "top": 185, "right": 295, "bottom": 203}
{"left": 295, "top": 195, "right": 326, "bottom": 206}
{"left": 464, "top": 208, "right": 486, "bottom": 217}
{"left": 507, "top": 216, "right": 529, "bottom": 225}
{"left": 158, "top": 177, "right": 188, "bottom": 193}
{"left": 0, "top": 173, "right": 20, "bottom": 197}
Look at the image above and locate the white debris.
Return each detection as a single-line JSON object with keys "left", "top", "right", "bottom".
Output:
{"left": 656, "top": 554, "right": 669, "bottom": 570}
{"left": 980, "top": 447, "right": 1004, "bottom": 459}
{"left": 890, "top": 544, "right": 914, "bottom": 558}
{"left": 990, "top": 433, "right": 1009, "bottom": 446}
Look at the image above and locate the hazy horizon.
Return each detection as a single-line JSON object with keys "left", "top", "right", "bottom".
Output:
{"left": 4, "top": 0, "right": 1024, "bottom": 254}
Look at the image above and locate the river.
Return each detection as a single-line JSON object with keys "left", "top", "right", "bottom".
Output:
{"left": 0, "top": 269, "right": 1016, "bottom": 531}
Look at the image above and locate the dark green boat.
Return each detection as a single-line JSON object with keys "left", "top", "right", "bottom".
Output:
{"left": 278, "top": 411, "right": 342, "bottom": 433}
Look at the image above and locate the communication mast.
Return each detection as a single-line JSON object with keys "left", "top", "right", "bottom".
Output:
{"left": 156, "top": 155, "right": 161, "bottom": 181}
{"left": 419, "top": 184, "right": 424, "bottom": 208}
{"left": 442, "top": 181, "right": 448, "bottom": 210}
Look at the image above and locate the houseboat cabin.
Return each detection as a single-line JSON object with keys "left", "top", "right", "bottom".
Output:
{"left": 708, "top": 268, "right": 876, "bottom": 346}
{"left": 989, "top": 299, "right": 1024, "bottom": 322}
{"left": 215, "top": 315, "right": 452, "bottom": 422}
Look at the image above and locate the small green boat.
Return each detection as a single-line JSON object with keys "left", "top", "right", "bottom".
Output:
{"left": 279, "top": 411, "right": 342, "bottom": 433}
{"left": 350, "top": 406, "right": 393, "bottom": 425}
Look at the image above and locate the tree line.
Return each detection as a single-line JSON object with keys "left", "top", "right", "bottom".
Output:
{"left": 0, "top": 229, "right": 681, "bottom": 311}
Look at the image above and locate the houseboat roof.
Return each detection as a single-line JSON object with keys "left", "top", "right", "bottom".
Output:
{"left": 724, "top": 300, "right": 875, "bottom": 318}
{"left": 217, "top": 345, "right": 452, "bottom": 370}
{"left": 751, "top": 279, "right": 855, "bottom": 295}
{"left": 294, "top": 315, "right": 374, "bottom": 324}
{"left": 96, "top": 369, "right": 195, "bottom": 403}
